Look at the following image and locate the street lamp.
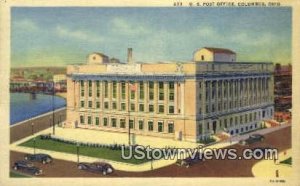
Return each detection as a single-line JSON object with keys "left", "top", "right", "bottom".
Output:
{"left": 49, "top": 116, "right": 52, "bottom": 127}
{"left": 31, "top": 122, "right": 34, "bottom": 135}
{"left": 76, "top": 143, "right": 80, "bottom": 164}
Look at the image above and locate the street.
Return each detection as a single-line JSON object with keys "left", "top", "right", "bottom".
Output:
{"left": 10, "top": 126, "right": 291, "bottom": 177}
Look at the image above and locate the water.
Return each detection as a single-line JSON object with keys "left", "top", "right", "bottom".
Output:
{"left": 10, "top": 93, "right": 66, "bottom": 125}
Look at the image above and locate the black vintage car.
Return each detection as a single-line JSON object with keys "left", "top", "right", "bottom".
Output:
{"left": 24, "top": 153, "right": 53, "bottom": 164}
{"left": 12, "top": 160, "right": 42, "bottom": 176}
{"left": 176, "top": 153, "right": 204, "bottom": 168}
{"left": 239, "top": 134, "right": 265, "bottom": 145}
{"left": 77, "top": 162, "right": 114, "bottom": 175}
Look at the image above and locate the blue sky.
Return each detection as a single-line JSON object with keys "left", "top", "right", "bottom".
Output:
{"left": 11, "top": 7, "right": 291, "bottom": 67}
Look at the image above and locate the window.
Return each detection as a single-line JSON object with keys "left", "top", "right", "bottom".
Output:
{"left": 197, "top": 123, "right": 202, "bottom": 135}
{"left": 139, "top": 82, "right": 144, "bottom": 100}
{"left": 139, "top": 104, "right": 144, "bottom": 112}
{"left": 80, "top": 80, "right": 84, "bottom": 97}
{"left": 130, "top": 82, "right": 135, "bottom": 99}
{"left": 130, "top": 103, "right": 135, "bottom": 111}
{"left": 80, "top": 100, "right": 85, "bottom": 108}
{"left": 104, "top": 81, "right": 108, "bottom": 98}
{"left": 169, "top": 106, "right": 174, "bottom": 114}
{"left": 87, "top": 116, "right": 92, "bottom": 125}
{"left": 121, "top": 103, "right": 126, "bottom": 111}
{"left": 139, "top": 120, "right": 144, "bottom": 130}
{"left": 80, "top": 115, "right": 84, "bottom": 124}
{"left": 103, "top": 118, "right": 108, "bottom": 126}
{"left": 159, "top": 82, "right": 164, "bottom": 100}
{"left": 104, "top": 102, "right": 109, "bottom": 109}
{"left": 121, "top": 82, "right": 126, "bottom": 100}
{"left": 111, "top": 118, "right": 117, "bottom": 127}
{"left": 240, "top": 115, "right": 243, "bottom": 124}
{"left": 96, "top": 81, "right": 100, "bottom": 97}
{"left": 230, "top": 118, "right": 233, "bottom": 127}
{"left": 149, "top": 82, "right": 154, "bottom": 100}
{"left": 112, "top": 102, "right": 117, "bottom": 110}
{"left": 224, "top": 119, "right": 228, "bottom": 128}
{"left": 158, "top": 105, "right": 164, "bottom": 113}
{"left": 120, "top": 119, "right": 126, "bottom": 128}
{"left": 95, "top": 117, "right": 99, "bottom": 126}
{"left": 148, "top": 121, "right": 153, "bottom": 131}
{"left": 169, "top": 82, "right": 174, "bottom": 101}
{"left": 112, "top": 81, "right": 117, "bottom": 98}
{"left": 88, "top": 101, "right": 92, "bottom": 108}
{"left": 129, "top": 120, "right": 134, "bottom": 129}
{"left": 96, "top": 101, "right": 100, "bottom": 109}
{"left": 88, "top": 80, "right": 92, "bottom": 97}
{"left": 158, "top": 121, "right": 164, "bottom": 132}
{"left": 149, "top": 104, "right": 154, "bottom": 112}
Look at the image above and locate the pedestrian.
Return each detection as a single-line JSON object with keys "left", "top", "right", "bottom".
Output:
{"left": 275, "top": 169, "right": 279, "bottom": 178}
{"left": 274, "top": 158, "right": 277, "bottom": 164}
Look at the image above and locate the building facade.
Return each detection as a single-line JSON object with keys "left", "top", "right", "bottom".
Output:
{"left": 66, "top": 48, "right": 274, "bottom": 142}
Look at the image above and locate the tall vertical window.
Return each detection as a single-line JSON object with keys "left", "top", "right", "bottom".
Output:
{"left": 111, "top": 118, "right": 117, "bottom": 127}
{"left": 80, "top": 100, "right": 85, "bottom": 108}
{"left": 87, "top": 116, "right": 92, "bottom": 125}
{"left": 96, "top": 101, "right": 100, "bottom": 109}
{"left": 80, "top": 115, "right": 84, "bottom": 124}
{"left": 129, "top": 120, "right": 134, "bottom": 129}
{"left": 149, "top": 104, "right": 154, "bottom": 112}
{"left": 95, "top": 117, "right": 99, "bottom": 126}
{"left": 198, "top": 123, "right": 202, "bottom": 135}
{"left": 121, "top": 82, "right": 126, "bottom": 100}
{"left": 96, "top": 81, "right": 100, "bottom": 97}
{"left": 138, "top": 120, "right": 144, "bottom": 130}
{"left": 148, "top": 121, "right": 153, "bottom": 131}
{"left": 130, "top": 82, "right": 135, "bottom": 99}
{"left": 104, "top": 81, "right": 108, "bottom": 98}
{"left": 103, "top": 118, "right": 108, "bottom": 126}
{"left": 139, "top": 82, "right": 144, "bottom": 100}
{"left": 130, "top": 103, "right": 135, "bottom": 111}
{"left": 149, "top": 82, "right": 154, "bottom": 100}
{"left": 158, "top": 105, "right": 164, "bottom": 114}
{"left": 121, "top": 103, "right": 126, "bottom": 111}
{"left": 120, "top": 119, "right": 126, "bottom": 128}
{"left": 112, "top": 81, "right": 117, "bottom": 99}
{"left": 80, "top": 80, "right": 84, "bottom": 97}
{"left": 169, "top": 105, "right": 174, "bottom": 114}
{"left": 168, "top": 123, "right": 174, "bottom": 133}
{"left": 159, "top": 82, "right": 164, "bottom": 100}
{"left": 88, "top": 80, "right": 92, "bottom": 97}
{"left": 169, "top": 82, "right": 174, "bottom": 101}
{"left": 158, "top": 121, "right": 164, "bottom": 132}
{"left": 139, "top": 104, "right": 144, "bottom": 112}
{"left": 112, "top": 102, "right": 117, "bottom": 110}
{"left": 88, "top": 101, "right": 92, "bottom": 108}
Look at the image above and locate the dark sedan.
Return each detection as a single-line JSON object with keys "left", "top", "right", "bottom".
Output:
{"left": 176, "top": 153, "right": 204, "bottom": 168}
{"left": 12, "top": 160, "right": 42, "bottom": 176}
{"left": 77, "top": 162, "right": 114, "bottom": 175}
{"left": 239, "top": 134, "right": 265, "bottom": 145}
{"left": 24, "top": 153, "right": 53, "bottom": 164}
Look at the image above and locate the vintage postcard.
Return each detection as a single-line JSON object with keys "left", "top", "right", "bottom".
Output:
{"left": 0, "top": 0, "right": 299, "bottom": 185}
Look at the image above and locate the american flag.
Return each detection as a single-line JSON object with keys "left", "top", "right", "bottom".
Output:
{"left": 129, "top": 82, "right": 136, "bottom": 91}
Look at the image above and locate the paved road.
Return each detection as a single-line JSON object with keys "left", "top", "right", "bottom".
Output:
{"left": 10, "top": 126, "right": 291, "bottom": 177}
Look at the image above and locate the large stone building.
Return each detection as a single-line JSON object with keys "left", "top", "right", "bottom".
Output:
{"left": 66, "top": 47, "right": 274, "bottom": 142}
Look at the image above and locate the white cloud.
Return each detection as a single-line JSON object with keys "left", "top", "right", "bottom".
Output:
{"left": 14, "top": 19, "right": 39, "bottom": 31}
{"left": 111, "top": 17, "right": 149, "bottom": 35}
{"left": 55, "top": 26, "right": 102, "bottom": 43}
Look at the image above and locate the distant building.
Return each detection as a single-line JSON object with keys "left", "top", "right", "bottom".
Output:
{"left": 53, "top": 74, "right": 67, "bottom": 83}
{"left": 65, "top": 47, "right": 274, "bottom": 142}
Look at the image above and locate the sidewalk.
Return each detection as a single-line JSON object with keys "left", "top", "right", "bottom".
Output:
{"left": 10, "top": 123, "right": 291, "bottom": 172}
{"left": 252, "top": 149, "right": 292, "bottom": 177}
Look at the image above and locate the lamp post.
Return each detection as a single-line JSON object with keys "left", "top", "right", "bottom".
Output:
{"left": 76, "top": 143, "right": 80, "bottom": 164}
{"left": 49, "top": 116, "right": 52, "bottom": 128}
{"left": 52, "top": 81, "right": 55, "bottom": 135}
{"left": 31, "top": 122, "right": 34, "bottom": 135}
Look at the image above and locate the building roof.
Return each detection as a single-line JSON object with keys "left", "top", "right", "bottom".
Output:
{"left": 204, "top": 47, "right": 236, "bottom": 54}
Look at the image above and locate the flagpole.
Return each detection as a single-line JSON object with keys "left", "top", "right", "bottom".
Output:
{"left": 128, "top": 81, "right": 130, "bottom": 145}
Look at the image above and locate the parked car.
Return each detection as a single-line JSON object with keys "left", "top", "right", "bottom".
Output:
{"left": 24, "top": 153, "right": 53, "bottom": 164}
{"left": 239, "top": 134, "right": 265, "bottom": 145}
{"left": 77, "top": 162, "right": 114, "bottom": 175}
{"left": 176, "top": 153, "right": 204, "bottom": 168}
{"left": 12, "top": 160, "right": 42, "bottom": 176}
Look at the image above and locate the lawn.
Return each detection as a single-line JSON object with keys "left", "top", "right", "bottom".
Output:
{"left": 280, "top": 157, "right": 292, "bottom": 165}
{"left": 10, "top": 171, "right": 31, "bottom": 178}
{"left": 19, "top": 137, "right": 149, "bottom": 164}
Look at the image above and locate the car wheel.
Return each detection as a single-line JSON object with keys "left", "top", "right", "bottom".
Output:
{"left": 185, "top": 164, "right": 190, "bottom": 168}
{"left": 42, "top": 160, "right": 46, "bottom": 164}
{"left": 78, "top": 165, "right": 83, "bottom": 170}
{"left": 24, "top": 157, "right": 28, "bottom": 160}
{"left": 102, "top": 171, "right": 107, "bottom": 175}
{"left": 34, "top": 172, "right": 39, "bottom": 176}
{"left": 13, "top": 166, "right": 18, "bottom": 170}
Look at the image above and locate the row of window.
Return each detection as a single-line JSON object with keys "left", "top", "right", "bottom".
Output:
{"left": 80, "top": 81, "right": 175, "bottom": 102}
{"left": 79, "top": 100, "right": 176, "bottom": 114}
{"left": 79, "top": 116, "right": 175, "bottom": 133}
